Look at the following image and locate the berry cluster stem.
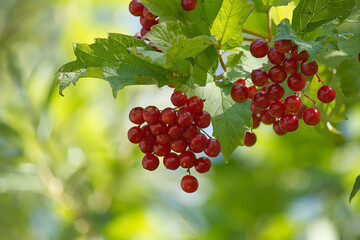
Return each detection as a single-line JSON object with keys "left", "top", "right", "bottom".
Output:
{"left": 297, "top": 91, "right": 318, "bottom": 109}
{"left": 316, "top": 73, "right": 325, "bottom": 86}
{"left": 200, "top": 128, "right": 212, "bottom": 139}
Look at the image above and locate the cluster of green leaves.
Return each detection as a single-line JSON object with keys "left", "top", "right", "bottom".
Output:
{"left": 56, "top": 0, "right": 360, "bottom": 190}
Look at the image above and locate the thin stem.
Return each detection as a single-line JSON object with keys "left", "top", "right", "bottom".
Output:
{"left": 215, "top": 73, "right": 224, "bottom": 81}
{"left": 267, "top": 8, "right": 273, "bottom": 40}
{"left": 242, "top": 28, "right": 268, "bottom": 40}
{"left": 200, "top": 128, "right": 212, "bottom": 139}
{"left": 217, "top": 50, "right": 227, "bottom": 71}
{"left": 316, "top": 73, "right": 325, "bottom": 86}
{"left": 297, "top": 91, "right": 318, "bottom": 109}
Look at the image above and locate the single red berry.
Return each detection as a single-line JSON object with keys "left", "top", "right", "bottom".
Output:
{"left": 150, "top": 121, "right": 167, "bottom": 135}
{"left": 183, "top": 124, "right": 199, "bottom": 140}
{"left": 294, "top": 104, "right": 307, "bottom": 119}
{"left": 189, "top": 133, "right": 207, "bottom": 153}
{"left": 177, "top": 108, "right": 194, "bottom": 128}
{"left": 181, "top": 175, "right": 198, "bottom": 193}
{"left": 250, "top": 40, "right": 269, "bottom": 58}
{"left": 303, "top": 108, "right": 321, "bottom": 126}
{"left": 284, "top": 95, "right": 302, "bottom": 113}
{"left": 317, "top": 85, "right": 336, "bottom": 103}
{"left": 195, "top": 157, "right": 212, "bottom": 173}
{"left": 167, "top": 124, "right": 184, "bottom": 139}
{"left": 140, "top": 16, "right": 158, "bottom": 30}
{"left": 266, "top": 83, "right": 285, "bottom": 101}
{"left": 143, "top": 106, "right": 160, "bottom": 124}
{"left": 273, "top": 120, "right": 286, "bottom": 135}
{"left": 301, "top": 61, "right": 318, "bottom": 76}
{"left": 235, "top": 78, "right": 246, "bottom": 85}
{"left": 139, "top": 139, "right": 154, "bottom": 154}
{"left": 287, "top": 73, "right": 306, "bottom": 91}
{"left": 283, "top": 58, "right": 299, "bottom": 74}
{"left": 129, "top": 0, "right": 144, "bottom": 16}
{"left": 251, "top": 70, "right": 269, "bottom": 86}
{"left": 231, "top": 84, "right": 249, "bottom": 103}
{"left": 129, "top": 107, "right": 144, "bottom": 124}
{"left": 128, "top": 126, "right": 144, "bottom": 144}
{"left": 279, "top": 114, "right": 299, "bottom": 132}
{"left": 194, "top": 111, "right": 211, "bottom": 128}
{"left": 171, "top": 91, "right": 188, "bottom": 106}
{"left": 269, "top": 101, "right": 286, "bottom": 118}
{"left": 179, "top": 151, "right": 196, "bottom": 168}
{"left": 156, "top": 133, "right": 171, "bottom": 145}
{"left": 204, "top": 139, "right": 221, "bottom": 157}
{"left": 291, "top": 45, "right": 309, "bottom": 62}
{"left": 253, "top": 92, "right": 270, "bottom": 110}
{"left": 252, "top": 113, "right": 261, "bottom": 129}
{"left": 181, "top": 0, "right": 197, "bottom": 11}
{"left": 187, "top": 96, "right": 204, "bottom": 115}
{"left": 248, "top": 86, "right": 258, "bottom": 99}
{"left": 143, "top": 7, "right": 157, "bottom": 20}
{"left": 163, "top": 153, "right": 180, "bottom": 170}
{"left": 267, "top": 47, "right": 285, "bottom": 65}
{"left": 142, "top": 154, "right": 159, "bottom": 171}
{"left": 140, "top": 27, "right": 149, "bottom": 36}
{"left": 244, "top": 132, "right": 257, "bottom": 147}
{"left": 260, "top": 110, "right": 276, "bottom": 125}
{"left": 275, "top": 39, "right": 293, "bottom": 53}
{"left": 268, "top": 65, "right": 287, "bottom": 83}
{"left": 153, "top": 142, "right": 171, "bottom": 156}
{"left": 170, "top": 138, "right": 188, "bottom": 153}
{"left": 160, "top": 108, "right": 177, "bottom": 124}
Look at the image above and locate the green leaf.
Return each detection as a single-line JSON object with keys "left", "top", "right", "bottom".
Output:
{"left": 336, "top": 60, "right": 360, "bottom": 97}
{"left": 292, "top": 0, "right": 357, "bottom": 35}
{"left": 252, "top": 0, "right": 292, "bottom": 12}
{"left": 350, "top": 175, "right": 360, "bottom": 203}
{"left": 178, "top": 82, "right": 252, "bottom": 162}
{"left": 211, "top": 0, "right": 255, "bottom": 50}
{"left": 56, "top": 33, "right": 173, "bottom": 97}
{"left": 191, "top": 46, "right": 219, "bottom": 86}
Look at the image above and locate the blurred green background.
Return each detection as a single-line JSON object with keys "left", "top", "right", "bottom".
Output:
{"left": 1, "top": 0, "right": 360, "bottom": 239}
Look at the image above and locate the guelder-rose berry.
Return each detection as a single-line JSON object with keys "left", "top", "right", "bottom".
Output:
{"left": 170, "top": 138, "right": 188, "bottom": 153}
{"left": 252, "top": 114, "right": 261, "bottom": 129}
{"left": 195, "top": 157, "right": 212, "bottom": 173}
{"left": 142, "top": 154, "right": 159, "bottom": 171}
{"left": 266, "top": 83, "right": 285, "bottom": 101}
{"left": 153, "top": 142, "right": 171, "bottom": 156}
{"left": 279, "top": 114, "right": 299, "bottom": 132}
{"left": 268, "top": 47, "right": 285, "bottom": 65}
{"left": 181, "top": 0, "right": 197, "bottom": 11}
{"left": 317, "top": 85, "right": 336, "bottom": 103}
{"left": 268, "top": 65, "right": 287, "bottom": 83}
{"left": 273, "top": 120, "right": 286, "bottom": 135}
{"left": 179, "top": 151, "right": 196, "bottom": 168}
{"left": 160, "top": 108, "right": 177, "bottom": 124}
{"left": 231, "top": 84, "right": 249, "bottom": 103}
{"left": 150, "top": 121, "right": 167, "bottom": 135}
{"left": 171, "top": 91, "right": 187, "bottom": 106}
{"left": 163, "top": 153, "right": 180, "bottom": 170}
{"left": 269, "top": 101, "right": 286, "bottom": 118}
{"left": 128, "top": 126, "right": 144, "bottom": 143}
{"left": 275, "top": 39, "right": 293, "bottom": 53}
{"left": 244, "top": 131, "right": 257, "bottom": 147}
{"left": 181, "top": 175, "right": 198, "bottom": 193}
{"left": 250, "top": 40, "right": 269, "bottom": 58}
{"left": 194, "top": 111, "right": 211, "bottom": 128}
{"left": 284, "top": 95, "right": 302, "bottom": 113}
{"left": 291, "top": 45, "right": 309, "bottom": 62}
{"left": 187, "top": 96, "right": 204, "bottom": 115}
{"left": 252, "top": 92, "right": 270, "bottom": 110}
{"left": 129, "top": 107, "right": 144, "bottom": 124}
{"left": 177, "top": 109, "right": 194, "bottom": 128}
{"left": 143, "top": 106, "right": 160, "bottom": 124}
{"left": 140, "top": 16, "right": 158, "bottom": 30}
{"left": 283, "top": 58, "right": 299, "bottom": 74}
{"left": 143, "top": 7, "right": 157, "bottom": 20}
{"left": 204, "top": 139, "right": 221, "bottom": 157}
{"left": 129, "top": 0, "right": 144, "bottom": 16}
{"left": 260, "top": 110, "right": 276, "bottom": 125}
{"left": 167, "top": 124, "right": 184, "bottom": 139}
{"left": 303, "top": 108, "right": 321, "bottom": 126}
{"left": 287, "top": 73, "right": 306, "bottom": 91}
{"left": 251, "top": 69, "right": 269, "bottom": 86}
{"left": 301, "top": 61, "right": 318, "bottom": 76}
{"left": 183, "top": 124, "right": 199, "bottom": 140}
{"left": 189, "top": 133, "right": 207, "bottom": 153}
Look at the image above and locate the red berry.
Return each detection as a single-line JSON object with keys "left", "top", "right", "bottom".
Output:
{"left": 181, "top": 0, "right": 197, "bottom": 11}
{"left": 163, "top": 153, "right": 180, "bottom": 170}
{"left": 140, "top": 16, "right": 158, "bottom": 30}
{"left": 235, "top": 78, "right": 246, "bottom": 85}
{"left": 168, "top": 124, "right": 184, "bottom": 139}
{"left": 204, "top": 139, "right": 221, "bottom": 157}
{"left": 248, "top": 86, "right": 258, "bottom": 99}
{"left": 279, "top": 114, "right": 299, "bottom": 132}
{"left": 181, "top": 175, "right": 198, "bottom": 193}
{"left": 170, "top": 138, "right": 188, "bottom": 153}
{"left": 273, "top": 120, "right": 286, "bottom": 135}
{"left": 291, "top": 45, "right": 309, "bottom": 62}
{"left": 160, "top": 108, "right": 177, "bottom": 124}
{"left": 195, "top": 157, "right": 212, "bottom": 173}
{"left": 177, "top": 109, "right": 194, "bottom": 128}
{"left": 252, "top": 92, "right": 270, "bottom": 110}
{"left": 260, "top": 110, "right": 276, "bottom": 125}
{"left": 187, "top": 96, "right": 204, "bottom": 115}
{"left": 275, "top": 39, "right": 293, "bottom": 53}
{"left": 139, "top": 139, "right": 154, "bottom": 154}
{"left": 141, "top": 125, "right": 156, "bottom": 143}
{"left": 266, "top": 83, "right": 285, "bottom": 101}
{"left": 252, "top": 113, "right": 261, "bottom": 129}
{"left": 129, "top": 107, "right": 144, "bottom": 124}
{"left": 269, "top": 101, "right": 286, "bottom": 118}
{"left": 168, "top": 84, "right": 175, "bottom": 88}
{"left": 171, "top": 91, "right": 187, "bottom": 106}
{"left": 268, "top": 65, "right": 287, "bottom": 83}
{"left": 194, "top": 111, "right": 211, "bottom": 128}
{"left": 303, "top": 108, "right": 321, "bottom": 126}
{"left": 153, "top": 142, "right": 171, "bottom": 156}
{"left": 150, "top": 121, "right": 167, "bottom": 135}
{"left": 142, "top": 154, "right": 159, "bottom": 171}
{"left": 189, "top": 133, "right": 207, "bottom": 153}
{"left": 283, "top": 58, "right": 299, "bottom": 74}
{"left": 179, "top": 151, "right": 196, "bottom": 168}
{"left": 244, "top": 132, "right": 257, "bottom": 146}
{"left": 156, "top": 133, "right": 171, "bottom": 145}
{"left": 284, "top": 95, "right": 302, "bottom": 113}
{"left": 129, "top": 0, "right": 144, "bottom": 16}
{"left": 140, "top": 27, "right": 149, "bottom": 36}
{"left": 250, "top": 101, "right": 263, "bottom": 114}
{"left": 128, "top": 126, "right": 144, "bottom": 144}
{"left": 295, "top": 104, "right": 307, "bottom": 119}
{"left": 317, "top": 85, "right": 336, "bottom": 103}
{"left": 143, "top": 106, "right": 160, "bottom": 124}
{"left": 301, "top": 61, "right": 318, "bottom": 76}
{"left": 250, "top": 40, "right": 269, "bottom": 58}
{"left": 183, "top": 124, "right": 199, "bottom": 140}
{"left": 143, "top": 7, "right": 157, "bottom": 20}
{"left": 287, "top": 73, "right": 306, "bottom": 91}
{"left": 231, "top": 84, "right": 249, "bottom": 103}
{"left": 251, "top": 70, "right": 269, "bottom": 86}
{"left": 267, "top": 47, "right": 285, "bottom": 65}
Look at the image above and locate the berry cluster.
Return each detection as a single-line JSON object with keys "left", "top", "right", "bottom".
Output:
{"left": 129, "top": 0, "right": 197, "bottom": 38}
{"left": 231, "top": 39, "right": 336, "bottom": 146}
{"left": 128, "top": 91, "right": 221, "bottom": 193}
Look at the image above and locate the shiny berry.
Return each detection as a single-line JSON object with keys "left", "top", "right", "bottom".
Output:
{"left": 170, "top": 138, "right": 188, "bottom": 153}
{"left": 163, "top": 153, "right": 180, "bottom": 170}
{"left": 129, "top": 0, "right": 144, "bottom": 16}
{"left": 251, "top": 70, "right": 269, "bottom": 86}
{"left": 140, "top": 16, "right": 158, "bottom": 30}
{"left": 194, "top": 111, "right": 211, "bottom": 128}
{"left": 187, "top": 96, "right": 204, "bottom": 115}
{"left": 253, "top": 92, "right": 270, "bottom": 110}
{"left": 252, "top": 114, "right": 261, "bottom": 129}
{"left": 183, "top": 124, "right": 199, "bottom": 140}
{"left": 143, "top": 106, "right": 160, "bottom": 124}
{"left": 140, "top": 27, "right": 149, "bottom": 36}
{"left": 160, "top": 108, "right": 177, "bottom": 124}
{"left": 204, "top": 139, "right": 221, "bottom": 157}
{"left": 279, "top": 114, "right": 299, "bottom": 132}
{"left": 260, "top": 110, "right": 276, "bottom": 125}
{"left": 268, "top": 47, "right": 285, "bottom": 65}
{"left": 284, "top": 95, "right": 302, "bottom": 113}
{"left": 171, "top": 91, "right": 187, "bottom": 106}
{"left": 143, "top": 7, "right": 157, "bottom": 20}
{"left": 156, "top": 133, "right": 171, "bottom": 145}
{"left": 287, "top": 73, "right": 306, "bottom": 91}
{"left": 153, "top": 142, "right": 171, "bottom": 156}
{"left": 248, "top": 86, "right": 258, "bottom": 99}
{"left": 128, "top": 126, "right": 144, "bottom": 144}
{"left": 275, "top": 39, "right": 293, "bottom": 53}
{"left": 295, "top": 104, "right": 307, "bottom": 119}
{"left": 283, "top": 58, "right": 299, "bottom": 74}
{"left": 303, "top": 108, "right": 321, "bottom": 126}
{"left": 269, "top": 101, "right": 286, "bottom": 118}
{"left": 167, "top": 124, "right": 184, "bottom": 139}
{"left": 268, "top": 65, "right": 287, "bottom": 83}
{"left": 317, "top": 85, "right": 336, "bottom": 103}
{"left": 142, "top": 154, "right": 159, "bottom": 171}
{"left": 250, "top": 40, "right": 269, "bottom": 58}
{"left": 139, "top": 139, "right": 154, "bottom": 154}
{"left": 195, "top": 157, "right": 212, "bottom": 173}
{"left": 177, "top": 109, "right": 194, "bottom": 128}
{"left": 273, "top": 120, "right": 286, "bottom": 135}
{"left": 231, "top": 84, "right": 249, "bottom": 102}
{"left": 150, "top": 121, "right": 167, "bottom": 135}
{"left": 291, "top": 45, "right": 309, "bottom": 62}
{"left": 266, "top": 83, "right": 285, "bottom": 101}
{"left": 179, "top": 151, "right": 196, "bottom": 168}
{"left": 301, "top": 61, "right": 318, "bottom": 76}
{"left": 244, "top": 132, "right": 257, "bottom": 146}
{"left": 129, "top": 107, "right": 144, "bottom": 124}
{"left": 181, "top": 0, "right": 197, "bottom": 11}
{"left": 189, "top": 133, "right": 207, "bottom": 153}
{"left": 181, "top": 175, "right": 198, "bottom": 193}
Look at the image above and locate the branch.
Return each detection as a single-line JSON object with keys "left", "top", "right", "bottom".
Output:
{"left": 217, "top": 50, "right": 227, "bottom": 71}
